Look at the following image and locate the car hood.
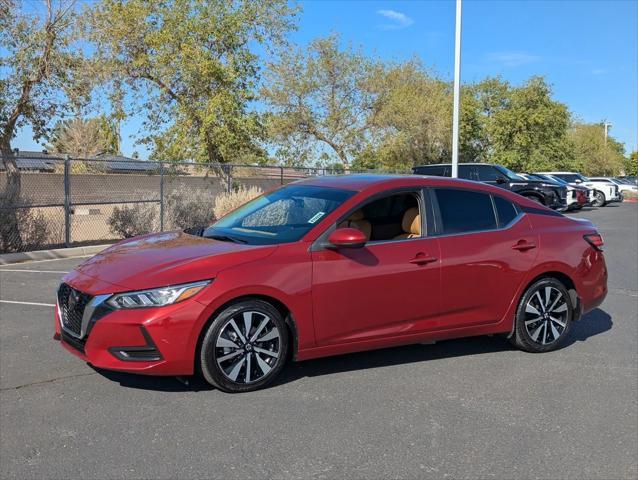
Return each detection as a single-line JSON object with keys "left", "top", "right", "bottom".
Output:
{"left": 65, "top": 231, "right": 277, "bottom": 293}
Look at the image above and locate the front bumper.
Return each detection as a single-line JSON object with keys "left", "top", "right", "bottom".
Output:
{"left": 54, "top": 290, "right": 209, "bottom": 376}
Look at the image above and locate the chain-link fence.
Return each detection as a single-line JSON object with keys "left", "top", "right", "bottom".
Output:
{"left": 0, "top": 157, "right": 393, "bottom": 254}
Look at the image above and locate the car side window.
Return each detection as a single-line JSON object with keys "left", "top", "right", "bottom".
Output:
{"left": 338, "top": 192, "right": 423, "bottom": 242}
{"left": 458, "top": 165, "right": 477, "bottom": 180}
{"left": 493, "top": 195, "right": 518, "bottom": 227}
{"left": 476, "top": 165, "right": 501, "bottom": 182}
{"left": 434, "top": 188, "right": 497, "bottom": 234}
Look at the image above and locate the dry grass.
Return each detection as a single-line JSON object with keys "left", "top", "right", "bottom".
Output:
{"left": 213, "top": 185, "right": 263, "bottom": 219}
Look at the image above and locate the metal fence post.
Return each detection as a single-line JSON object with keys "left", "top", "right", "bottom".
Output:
{"left": 280, "top": 166, "right": 284, "bottom": 185}
{"left": 63, "top": 155, "right": 71, "bottom": 247}
{"left": 159, "top": 161, "right": 165, "bottom": 231}
{"left": 226, "top": 165, "right": 232, "bottom": 193}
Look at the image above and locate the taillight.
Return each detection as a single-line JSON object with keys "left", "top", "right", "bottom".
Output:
{"left": 584, "top": 233, "right": 604, "bottom": 251}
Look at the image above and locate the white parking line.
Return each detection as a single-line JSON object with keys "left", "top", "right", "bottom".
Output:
{"left": 0, "top": 300, "right": 55, "bottom": 307}
{"left": 0, "top": 255, "right": 91, "bottom": 266}
{"left": 0, "top": 269, "right": 68, "bottom": 274}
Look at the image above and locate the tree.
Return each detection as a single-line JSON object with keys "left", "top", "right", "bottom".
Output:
{"left": 88, "top": 0, "right": 297, "bottom": 166}
{"left": 47, "top": 115, "right": 120, "bottom": 158}
{"left": 359, "top": 60, "right": 451, "bottom": 171}
{"left": 262, "top": 34, "right": 378, "bottom": 169}
{"left": 0, "top": 0, "right": 87, "bottom": 250}
{"left": 486, "top": 77, "right": 574, "bottom": 172}
{"left": 625, "top": 151, "right": 638, "bottom": 176}
{"left": 569, "top": 123, "right": 625, "bottom": 175}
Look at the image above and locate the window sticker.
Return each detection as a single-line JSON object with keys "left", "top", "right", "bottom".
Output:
{"left": 308, "top": 212, "right": 325, "bottom": 224}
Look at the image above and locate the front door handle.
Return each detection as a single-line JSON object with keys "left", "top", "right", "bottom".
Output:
{"left": 409, "top": 253, "right": 438, "bottom": 265}
{"left": 512, "top": 240, "right": 536, "bottom": 252}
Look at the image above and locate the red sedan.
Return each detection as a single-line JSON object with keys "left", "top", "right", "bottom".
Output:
{"left": 54, "top": 175, "right": 608, "bottom": 392}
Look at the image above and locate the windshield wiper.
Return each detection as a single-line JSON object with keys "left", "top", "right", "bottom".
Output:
{"left": 204, "top": 234, "right": 248, "bottom": 244}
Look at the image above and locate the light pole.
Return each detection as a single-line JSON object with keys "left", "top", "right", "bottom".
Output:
{"left": 603, "top": 121, "right": 612, "bottom": 145}
{"left": 451, "top": 0, "right": 462, "bottom": 178}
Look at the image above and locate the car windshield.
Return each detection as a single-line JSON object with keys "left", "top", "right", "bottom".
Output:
{"left": 202, "top": 185, "right": 355, "bottom": 245}
{"left": 544, "top": 175, "right": 568, "bottom": 185}
{"left": 495, "top": 165, "right": 525, "bottom": 181}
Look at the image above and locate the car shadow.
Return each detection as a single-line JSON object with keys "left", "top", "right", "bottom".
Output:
{"left": 90, "top": 308, "right": 613, "bottom": 392}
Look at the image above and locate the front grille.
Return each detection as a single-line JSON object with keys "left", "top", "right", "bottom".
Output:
{"left": 58, "top": 283, "right": 92, "bottom": 337}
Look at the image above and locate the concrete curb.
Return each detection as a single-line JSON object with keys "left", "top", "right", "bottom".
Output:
{"left": 0, "top": 244, "right": 110, "bottom": 265}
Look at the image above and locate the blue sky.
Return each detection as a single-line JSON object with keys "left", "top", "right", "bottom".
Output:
{"left": 14, "top": 0, "right": 638, "bottom": 158}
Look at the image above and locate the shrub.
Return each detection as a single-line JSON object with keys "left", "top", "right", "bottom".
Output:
{"left": 165, "top": 186, "right": 216, "bottom": 230}
{"left": 107, "top": 203, "right": 157, "bottom": 238}
{"left": 0, "top": 193, "right": 52, "bottom": 253}
{"left": 213, "top": 185, "right": 262, "bottom": 220}
{"left": 623, "top": 190, "right": 638, "bottom": 200}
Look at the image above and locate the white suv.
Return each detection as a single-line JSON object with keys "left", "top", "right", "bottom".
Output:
{"left": 589, "top": 177, "right": 638, "bottom": 195}
{"left": 539, "top": 172, "right": 621, "bottom": 207}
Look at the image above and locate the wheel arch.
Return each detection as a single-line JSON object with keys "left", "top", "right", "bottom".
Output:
{"left": 193, "top": 294, "right": 299, "bottom": 375}
{"left": 507, "top": 269, "right": 581, "bottom": 339}
{"left": 519, "top": 191, "right": 546, "bottom": 205}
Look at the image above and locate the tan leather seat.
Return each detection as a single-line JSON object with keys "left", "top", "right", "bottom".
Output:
{"left": 394, "top": 207, "right": 421, "bottom": 239}
{"left": 338, "top": 210, "right": 372, "bottom": 241}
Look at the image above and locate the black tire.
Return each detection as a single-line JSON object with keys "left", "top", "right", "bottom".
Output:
{"left": 199, "top": 299, "right": 289, "bottom": 393}
{"left": 510, "top": 278, "right": 573, "bottom": 353}
{"left": 592, "top": 191, "right": 606, "bottom": 207}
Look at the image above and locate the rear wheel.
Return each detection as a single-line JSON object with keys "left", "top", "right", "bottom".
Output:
{"left": 592, "top": 191, "right": 606, "bottom": 207}
{"left": 199, "top": 300, "right": 289, "bottom": 392}
{"left": 510, "top": 278, "right": 573, "bottom": 353}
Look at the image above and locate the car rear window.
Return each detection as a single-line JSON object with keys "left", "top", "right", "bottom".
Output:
{"left": 434, "top": 189, "right": 497, "bottom": 234}
{"left": 493, "top": 195, "right": 518, "bottom": 227}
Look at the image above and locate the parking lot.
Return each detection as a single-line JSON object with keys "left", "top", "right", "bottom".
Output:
{"left": 1, "top": 203, "right": 636, "bottom": 479}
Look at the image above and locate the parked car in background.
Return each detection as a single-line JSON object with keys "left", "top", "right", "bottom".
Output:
{"left": 538, "top": 172, "right": 621, "bottom": 207}
{"left": 588, "top": 176, "right": 638, "bottom": 195}
{"left": 520, "top": 173, "right": 589, "bottom": 210}
{"left": 54, "top": 175, "right": 608, "bottom": 392}
{"left": 618, "top": 176, "right": 638, "bottom": 186}
{"left": 412, "top": 163, "right": 568, "bottom": 211}
{"left": 537, "top": 173, "right": 597, "bottom": 206}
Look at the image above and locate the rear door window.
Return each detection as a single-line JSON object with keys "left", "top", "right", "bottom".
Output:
{"left": 434, "top": 189, "right": 497, "bottom": 234}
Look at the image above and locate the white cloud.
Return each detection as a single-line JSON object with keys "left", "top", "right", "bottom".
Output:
{"left": 377, "top": 9, "right": 414, "bottom": 30}
{"left": 487, "top": 51, "right": 540, "bottom": 67}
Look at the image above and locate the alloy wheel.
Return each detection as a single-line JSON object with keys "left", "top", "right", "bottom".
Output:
{"left": 523, "top": 286, "right": 569, "bottom": 345}
{"left": 593, "top": 192, "right": 605, "bottom": 207}
{"left": 214, "top": 311, "right": 282, "bottom": 384}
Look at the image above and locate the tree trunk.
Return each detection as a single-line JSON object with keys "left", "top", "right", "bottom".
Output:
{"left": 0, "top": 135, "right": 23, "bottom": 251}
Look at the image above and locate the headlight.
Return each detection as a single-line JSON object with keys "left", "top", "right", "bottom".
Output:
{"left": 106, "top": 280, "right": 211, "bottom": 309}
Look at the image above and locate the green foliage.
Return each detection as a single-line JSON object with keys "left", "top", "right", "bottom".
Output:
{"left": 262, "top": 34, "right": 378, "bottom": 168}
{"left": 626, "top": 151, "right": 638, "bottom": 176}
{"left": 362, "top": 60, "right": 451, "bottom": 170}
{"left": 0, "top": 1, "right": 89, "bottom": 147}
{"left": 569, "top": 123, "right": 625, "bottom": 175}
{"left": 47, "top": 115, "right": 120, "bottom": 158}
{"left": 88, "top": 0, "right": 298, "bottom": 164}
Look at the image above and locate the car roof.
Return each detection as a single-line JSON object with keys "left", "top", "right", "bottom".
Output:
{"left": 538, "top": 172, "right": 577, "bottom": 174}
{"left": 414, "top": 162, "right": 492, "bottom": 167}
{"left": 292, "top": 173, "right": 518, "bottom": 195}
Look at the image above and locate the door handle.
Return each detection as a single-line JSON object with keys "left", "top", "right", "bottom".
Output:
{"left": 409, "top": 253, "right": 438, "bottom": 265}
{"left": 512, "top": 240, "right": 536, "bottom": 252}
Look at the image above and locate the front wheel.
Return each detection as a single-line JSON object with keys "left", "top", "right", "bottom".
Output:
{"left": 199, "top": 300, "right": 289, "bottom": 393}
{"left": 525, "top": 195, "right": 544, "bottom": 205}
{"left": 592, "top": 191, "right": 606, "bottom": 207}
{"left": 510, "top": 278, "right": 573, "bottom": 353}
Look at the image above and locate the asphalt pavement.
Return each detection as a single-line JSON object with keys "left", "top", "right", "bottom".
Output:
{"left": 1, "top": 204, "right": 636, "bottom": 479}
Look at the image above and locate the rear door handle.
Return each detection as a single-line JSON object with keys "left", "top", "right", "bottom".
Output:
{"left": 512, "top": 240, "right": 536, "bottom": 252}
{"left": 409, "top": 253, "right": 438, "bottom": 265}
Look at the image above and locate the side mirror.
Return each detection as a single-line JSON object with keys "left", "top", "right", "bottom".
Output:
{"left": 327, "top": 228, "right": 367, "bottom": 249}
{"left": 495, "top": 176, "right": 507, "bottom": 184}
{"left": 574, "top": 179, "right": 582, "bottom": 184}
